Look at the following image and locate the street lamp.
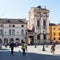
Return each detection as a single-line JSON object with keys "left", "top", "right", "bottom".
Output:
{"left": 42, "top": 31, "right": 45, "bottom": 51}
{"left": 34, "top": 32, "right": 37, "bottom": 48}
{"left": 25, "top": 23, "right": 28, "bottom": 44}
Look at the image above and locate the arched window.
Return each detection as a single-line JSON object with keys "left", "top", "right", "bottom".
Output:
{"left": 10, "top": 38, "right": 14, "bottom": 42}
{"left": 12, "top": 29, "right": 15, "bottom": 35}
{"left": 9, "top": 29, "right": 11, "bottom": 35}
{"left": 21, "top": 29, "right": 24, "bottom": 35}
{"left": 37, "top": 20, "right": 40, "bottom": 26}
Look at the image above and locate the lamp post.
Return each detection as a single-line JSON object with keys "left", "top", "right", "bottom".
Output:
{"left": 34, "top": 32, "right": 37, "bottom": 48}
{"left": 25, "top": 23, "right": 28, "bottom": 44}
{"left": 42, "top": 31, "right": 45, "bottom": 51}
{"left": 42, "top": 40, "right": 45, "bottom": 51}
{"left": 34, "top": 16, "right": 37, "bottom": 48}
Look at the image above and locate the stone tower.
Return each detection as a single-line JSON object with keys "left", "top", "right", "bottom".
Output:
{"left": 29, "top": 6, "right": 50, "bottom": 44}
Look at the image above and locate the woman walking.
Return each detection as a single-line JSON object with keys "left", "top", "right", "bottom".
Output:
{"left": 51, "top": 43, "right": 55, "bottom": 54}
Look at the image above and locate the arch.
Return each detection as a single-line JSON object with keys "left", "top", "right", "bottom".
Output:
{"left": 15, "top": 38, "right": 20, "bottom": 43}
{"left": 28, "top": 36, "right": 34, "bottom": 44}
{"left": 10, "top": 38, "right": 14, "bottom": 43}
{"left": 15, "top": 38, "right": 20, "bottom": 46}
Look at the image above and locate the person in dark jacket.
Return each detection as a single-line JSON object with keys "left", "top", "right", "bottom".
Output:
{"left": 10, "top": 41, "right": 15, "bottom": 54}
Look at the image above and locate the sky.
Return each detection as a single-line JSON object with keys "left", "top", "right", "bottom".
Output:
{"left": 0, "top": 0, "right": 60, "bottom": 24}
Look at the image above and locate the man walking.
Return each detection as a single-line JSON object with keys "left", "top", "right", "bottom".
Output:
{"left": 21, "top": 41, "right": 27, "bottom": 55}
{"left": 10, "top": 41, "right": 15, "bottom": 54}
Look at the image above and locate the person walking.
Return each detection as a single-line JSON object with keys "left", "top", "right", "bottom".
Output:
{"left": 10, "top": 41, "right": 15, "bottom": 55}
{"left": 21, "top": 41, "right": 27, "bottom": 55}
{"left": 0, "top": 40, "right": 2, "bottom": 49}
{"left": 51, "top": 43, "right": 55, "bottom": 54}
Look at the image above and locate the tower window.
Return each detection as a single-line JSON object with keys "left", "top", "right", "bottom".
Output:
{"left": 43, "top": 34, "right": 46, "bottom": 40}
{"left": 37, "top": 34, "right": 40, "bottom": 39}
{"left": 37, "top": 20, "right": 40, "bottom": 26}
{"left": 54, "top": 37, "right": 55, "bottom": 40}
{"left": 43, "top": 21, "right": 46, "bottom": 26}
{"left": 21, "top": 29, "right": 24, "bottom": 35}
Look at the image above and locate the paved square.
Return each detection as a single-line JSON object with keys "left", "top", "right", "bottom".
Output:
{"left": 0, "top": 45, "right": 60, "bottom": 60}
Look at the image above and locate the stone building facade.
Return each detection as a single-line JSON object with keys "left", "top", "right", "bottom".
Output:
{"left": 0, "top": 18, "right": 27, "bottom": 45}
{"left": 28, "top": 6, "right": 50, "bottom": 44}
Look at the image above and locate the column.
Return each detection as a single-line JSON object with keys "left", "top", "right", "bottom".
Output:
{"left": 34, "top": 16, "right": 37, "bottom": 33}
{"left": 40, "top": 16, "right": 43, "bottom": 44}
{"left": 34, "top": 16, "right": 37, "bottom": 45}
{"left": 46, "top": 16, "right": 49, "bottom": 43}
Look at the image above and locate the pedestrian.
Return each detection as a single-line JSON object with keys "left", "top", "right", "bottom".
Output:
{"left": 0, "top": 40, "right": 2, "bottom": 49}
{"left": 0, "top": 43, "right": 2, "bottom": 49}
{"left": 53, "top": 40, "right": 56, "bottom": 47}
{"left": 4, "top": 42, "right": 8, "bottom": 47}
{"left": 21, "top": 41, "right": 27, "bottom": 55}
{"left": 51, "top": 43, "right": 55, "bottom": 54}
{"left": 10, "top": 41, "right": 15, "bottom": 55}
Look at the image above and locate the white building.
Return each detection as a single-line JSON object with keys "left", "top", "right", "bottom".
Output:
{"left": 0, "top": 18, "right": 27, "bottom": 45}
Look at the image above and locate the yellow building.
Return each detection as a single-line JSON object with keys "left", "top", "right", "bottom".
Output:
{"left": 49, "top": 23, "right": 60, "bottom": 43}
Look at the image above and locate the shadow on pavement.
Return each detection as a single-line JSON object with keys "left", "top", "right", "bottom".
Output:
{"left": 27, "top": 52, "right": 60, "bottom": 60}
{"left": 0, "top": 50, "right": 60, "bottom": 60}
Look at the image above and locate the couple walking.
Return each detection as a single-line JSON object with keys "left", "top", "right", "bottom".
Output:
{"left": 9, "top": 40, "right": 27, "bottom": 55}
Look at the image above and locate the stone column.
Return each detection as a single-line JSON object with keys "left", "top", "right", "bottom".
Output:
{"left": 34, "top": 33, "right": 37, "bottom": 44}
{"left": 40, "top": 16, "right": 43, "bottom": 44}
{"left": 34, "top": 16, "right": 37, "bottom": 33}
{"left": 34, "top": 16, "right": 37, "bottom": 44}
{"left": 46, "top": 16, "right": 49, "bottom": 43}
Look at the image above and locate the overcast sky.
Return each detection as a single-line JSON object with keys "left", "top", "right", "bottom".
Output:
{"left": 0, "top": 0, "right": 60, "bottom": 24}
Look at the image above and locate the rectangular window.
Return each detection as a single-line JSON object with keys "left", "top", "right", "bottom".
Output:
{"left": 59, "top": 33, "right": 60, "bottom": 35}
{"left": 54, "top": 37, "right": 55, "bottom": 40}
{"left": 59, "top": 37, "right": 60, "bottom": 40}
{"left": 54, "top": 33, "right": 56, "bottom": 36}
{"left": 0, "top": 29, "right": 3, "bottom": 35}
{"left": 21, "top": 29, "right": 24, "bottom": 35}
{"left": 43, "top": 21, "right": 46, "bottom": 26}
{"left": 12, "top": 29, "right": 15, "bottom": 35}
{"left": 9, "top": 29, "right": 11, "bottom": 35}
{"left": 43, "top": 34, "right": 46, "bottom": 40}
{"left": 37, "top": 20, "right": 40, "bottom": 26}
{"left": 37, "top": 34, "right": 40, "bottom": 39}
